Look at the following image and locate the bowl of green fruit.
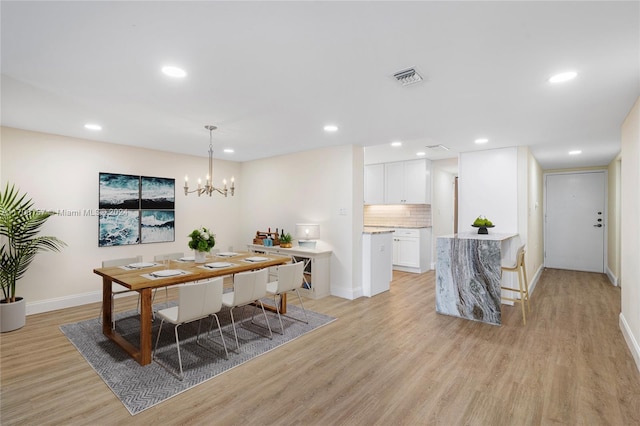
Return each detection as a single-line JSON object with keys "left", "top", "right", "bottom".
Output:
{"left": 471, "top": 215, "right": 494, "bottom": 234}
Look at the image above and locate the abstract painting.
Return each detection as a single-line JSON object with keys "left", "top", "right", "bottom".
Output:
{"left": 141, "top": 210, "right": 175, "bottom": 244}
{"left": 98, "top": 210, "right": 140, "bottom": 247}
{"left": 99, "top": 173, "right": 140, "bottom": 210}
{"left": 99, "top": 173, "right": 175, "bottom": 246}
{"left": 141, "top": 176, "right": 175, "bottom": 210}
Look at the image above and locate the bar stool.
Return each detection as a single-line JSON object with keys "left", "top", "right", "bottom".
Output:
{"left": 501, "top": 244, "right": 530, "bottom": 325}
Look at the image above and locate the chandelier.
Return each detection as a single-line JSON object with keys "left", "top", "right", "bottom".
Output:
{"left": 184, "top": 125, "right": 235, "bottom": 197}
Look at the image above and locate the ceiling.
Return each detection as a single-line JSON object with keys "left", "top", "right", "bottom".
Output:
{"left": 1, "top": 1, "right": 638, "bottom": 170}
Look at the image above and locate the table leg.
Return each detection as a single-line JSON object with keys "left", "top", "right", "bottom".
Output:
{"left": 102, "top": 280, "right": 153, "bottom": 366}
{"left": 102, "top": 278, "right": 113, "bottom": 334}
{"left": 138, "top": 288, "right": 153, "bottom": 365}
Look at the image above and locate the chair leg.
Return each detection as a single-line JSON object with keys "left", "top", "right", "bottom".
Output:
{"left": 153, "top": 318, "right": 165, "bottom": 357}
{"left": 517, "top": 268, "right": 526, "bottom": 326}
{"left": 258, "top": 300, "right": 273, "bottom": 339}
{"left": 293, "top": 289, "right": 309, "bottom": 324}
{"left": 229, "top": 308, "right": 240, "bottom": 352}
{"left": 174, "top": 324, "right": 184, "bottom": 380}
{"left": 205, "top": 313, "right": 231, "bottom": 359}
{"left": 273, "top": 294, "right": 285, "bottom": 334}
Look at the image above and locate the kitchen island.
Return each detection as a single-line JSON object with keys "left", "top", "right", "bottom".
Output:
{"left": 435, "top": 232, "right": 519, "bottom": 325}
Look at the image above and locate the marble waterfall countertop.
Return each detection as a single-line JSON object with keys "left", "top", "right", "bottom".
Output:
{"left": 435, "top": 233, "right": 519, "bottom": 325}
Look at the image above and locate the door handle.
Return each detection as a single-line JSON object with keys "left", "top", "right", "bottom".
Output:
{"left": 593, "top": 224, "right": 603, "bottom": 227}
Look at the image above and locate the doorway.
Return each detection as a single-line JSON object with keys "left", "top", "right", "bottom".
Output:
{"left": 544, "top": 171, "right": 606, "bottom": 273}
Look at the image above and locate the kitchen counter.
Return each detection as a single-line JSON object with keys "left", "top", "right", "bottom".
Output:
{"left": 363, "top": 227, "right": 394, "bottom": 234}
{"left": 364, "top": 225, "right": 432, "bottom": 229}
{"left": 435, "top": 232, "right": 519, "bottom": 325}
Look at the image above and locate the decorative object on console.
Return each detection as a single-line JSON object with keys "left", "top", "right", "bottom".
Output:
{"left": 296, "top": 223, "right": 320, "bottom": 249}
{"left": 253, "top": 230, "right": 280, "bottom": 246}
{"left": 184, "top": 125, "right": 235, "bottom": 197}
{"left": 471, "top": 215, "right": 495, "bottom": 234}
{"left": 188, "top": 227, "right": 215, "bottom": 263}
{"left": 279, "top": 233, "right": 293, "bottom": 248}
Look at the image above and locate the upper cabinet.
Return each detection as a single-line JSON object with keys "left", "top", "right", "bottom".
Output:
{"left": 383, "top": 159, "right": 431, "bottom": 204}
{"left": 364, "top": 163, "right": 385, "bottom": 205}
{"left": 365, "top": 159, "right": 431, "bottom": 205}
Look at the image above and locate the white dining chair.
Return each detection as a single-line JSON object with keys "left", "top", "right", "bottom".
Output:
{"left": 153, "top": 278, "right": 228, "bottom": 380}
{"left": 266, "top": 261, "right": 308, "bottom": 334}
{"left": 221, "top": 268, "right": 272, "bottom": 352}
{"left": 98, "top": 255, "right": 142, "bottom": 329}
{"left": 153, "top": 252, "right": 184, "bottom": 308}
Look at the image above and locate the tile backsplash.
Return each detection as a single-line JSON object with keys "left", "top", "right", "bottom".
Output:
{"left": 364, "top": 204, "right": 431, "bottom": 227}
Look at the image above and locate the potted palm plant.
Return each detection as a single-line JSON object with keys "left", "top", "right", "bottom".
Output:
{"left": 0, "top": 183, "right": 66, "bottom": 332}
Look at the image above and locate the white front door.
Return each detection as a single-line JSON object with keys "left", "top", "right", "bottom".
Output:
{"left": 544, "top": 171, "right": 606, "bottom": 273}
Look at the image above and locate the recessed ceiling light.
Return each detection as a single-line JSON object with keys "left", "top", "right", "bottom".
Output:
{"left": 391, "top": 141, "right": 402, "bottom": 147}
{"left": 475, "top": 138, "right": 489, "bottom": 144}
{"left": 161, "top": 66, "right": 187, "bottom": 78}
{"left": 323, "top": 124, "right": 338, "bottom": 132}
{"left": 223, "top": 148, "right": 234, "bottom": 154}
{"left": 84, "top": 123, "right": 102, "bottom": 131}
{"left": 549, "top": 71, "right": 577, "bottom": 83}
{"left": 569, "top": 150, "right": 582, "bottom": 155}
{"left": 416, "top": 151, "right": 426, "bottom": 157}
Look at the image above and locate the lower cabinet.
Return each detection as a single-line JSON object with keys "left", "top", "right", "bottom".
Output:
{"left": 392, "top": 228, "right": 431, "bottom": 273}
{"left": 247, "top": 244, "right": 332, "bottom": 299}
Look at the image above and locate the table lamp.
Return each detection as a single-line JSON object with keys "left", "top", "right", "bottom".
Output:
{"left": 296, "top": 223, "right": 320, "bottom": 249}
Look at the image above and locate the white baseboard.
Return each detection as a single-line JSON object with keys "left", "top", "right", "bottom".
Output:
{"left": 619, "top": 313, "right": 640, "bottom": 374}
{"left": 331, "top": 285, "right": 360, "bottom": 300}
{"left": 606, "top": 266, "right": 619, "bottom": 286}
{"left": 26, "top": 291, "right": 138, "bottom": 315}
{"left": 528, "top": 264, "right": 543, "bottom": 295}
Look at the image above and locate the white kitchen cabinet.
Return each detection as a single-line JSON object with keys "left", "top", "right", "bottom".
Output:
{"left": 364, "top": 164, "right": 385, "bottom": 205}
{"left": 392, "top": 228, "right": 432, "bottom": 273}
{"left": 384, "top": 159, "right": 430, "bottom": 204}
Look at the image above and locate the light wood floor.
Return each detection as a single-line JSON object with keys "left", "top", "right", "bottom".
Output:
{"left": 2, "top": 268, "right": 639, "bottom": 425}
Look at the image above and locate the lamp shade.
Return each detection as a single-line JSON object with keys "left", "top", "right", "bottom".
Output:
{"left": 295, "top": 223, "right": 320, "bottom": 240}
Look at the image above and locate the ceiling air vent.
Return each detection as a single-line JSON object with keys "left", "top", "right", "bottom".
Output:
{"left": 426, "top": 144, "right": 450, "bottom": 151}
{"left": 393, "top": 68, "right": 423, "bottom": 86}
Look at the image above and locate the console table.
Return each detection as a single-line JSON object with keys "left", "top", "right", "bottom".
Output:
{"left": 247, "top": 244, "right": 332, "bottom": 299}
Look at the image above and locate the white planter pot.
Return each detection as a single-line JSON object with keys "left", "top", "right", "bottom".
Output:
{"left": 194, "top": 250, "right": 208, "bottom": 263}
{"left": 1, "top": 297, "right": 26, "bottom": 332}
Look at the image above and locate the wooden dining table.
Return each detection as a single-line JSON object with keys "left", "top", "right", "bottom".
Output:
{"left": 93, "top": 252, "right": 290, "bottom": 366}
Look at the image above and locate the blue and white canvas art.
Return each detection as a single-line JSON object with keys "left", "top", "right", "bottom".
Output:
{"left": 141, "top": 176, "right": 175, "bottom": 210}
{"left": 99, "top": 210, "right": 140, "bottom": 247}
{"left": 141, "top": 210, "right": 175, "bottom": 244}
{"left": 99, "top": 173, "right": 140, "bottom": 210}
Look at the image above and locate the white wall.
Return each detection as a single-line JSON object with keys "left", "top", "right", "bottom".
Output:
{"left": 1, "top": 127, "right": 365, "bottom": 313}
{"left": 431, "top": 158, "right": 457, "bottom": 266}
{"left": 240, "top": 145, "right": 364, "bottom": 299}
{"left": 458, "top": 147, "right": 519, "bottom": 234}
{"left": 1, "top": 127, "right": 243, "bottom": 312}
{"left": 620, "top": 96, "right": 640, "bottom": 372}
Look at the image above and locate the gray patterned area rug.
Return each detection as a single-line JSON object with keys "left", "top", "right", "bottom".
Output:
{"left": 60, "top": 302, "right": 336, "bottom": 415}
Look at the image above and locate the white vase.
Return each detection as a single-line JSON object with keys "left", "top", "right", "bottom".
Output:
{"left": 1, "top": 297, "right": 26, "bottom": 333}
{"left": 194, "top": 250, "right": 208, "bottom": 263}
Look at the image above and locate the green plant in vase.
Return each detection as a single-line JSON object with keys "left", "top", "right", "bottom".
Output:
{"left": 279, "top": 233, "right": 293, "bottom": 248}
{"left": 188, "top": 227, "right": 215, "bottom": 262}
